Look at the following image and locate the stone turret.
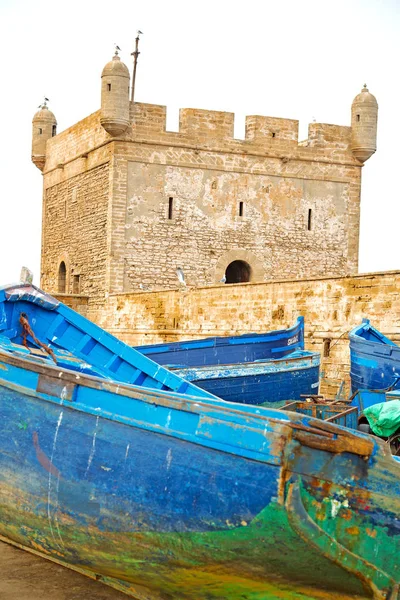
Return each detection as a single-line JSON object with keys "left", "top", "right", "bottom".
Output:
{"left": 31, "top": 104, "right": 57, "bottom": 171}
{"left": 351, "top": 85, "right": 378, "bottom": 162}
{"left": 100, "top": 53, "right": 130, "bottom": 136}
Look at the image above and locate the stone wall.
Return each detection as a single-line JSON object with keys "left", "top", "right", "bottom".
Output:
{"left": 118, "top": 103, "right": 362, "bottom": 292}
{"left": 40, "top": 101, "right": 364, "bottom": 298}
{"left": 73, "top": 270, "right": 400, "bottom": 398}
{"left": 122, "top": 155, "right": 352, "bottom": 290}
{"left": 54, "top": 293, "right": 89, "bottom": 317}
{"left": 41, "top": 163, "right": 110, "bottom": 301}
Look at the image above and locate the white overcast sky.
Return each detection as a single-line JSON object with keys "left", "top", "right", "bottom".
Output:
{"left": 0, "top": 0, "right": 399, "bottom": 285}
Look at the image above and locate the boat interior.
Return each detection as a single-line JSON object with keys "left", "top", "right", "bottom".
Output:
{"left": 0, "top": 285, "right": 212, "bottom": 397}
{"left": 353, "top": 319, "right": 397, "bottom": 346}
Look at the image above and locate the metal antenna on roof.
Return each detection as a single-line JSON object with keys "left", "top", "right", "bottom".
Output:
{"left": 130, "top": 30, "right": 143, "bottom": 103}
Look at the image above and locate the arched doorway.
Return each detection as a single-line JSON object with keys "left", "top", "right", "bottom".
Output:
{"left": 58, "top": 262, "right": 66, "bottom": 293}
{"left": 225, "top": 260, "right": 251, "bottom": 284}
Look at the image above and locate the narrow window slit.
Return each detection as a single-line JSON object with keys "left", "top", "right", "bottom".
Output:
{"left": 168, "top": 197, "right": 173, "bottom": 220}
{"left": 272, "top": 132, "right": 276, "bottom": 138}
{"left": 239, "top": 201, "right": 244, "bottom": 217}
{"left": 307, "top": 209, "right": 312, "bottom": 231}
{"left": 73, "top": 274, "right": 80, "bottom": 294}
{"left": 356, "top": 114, "right": 360, "bottom": 122}
{"left": 107, "top": 84, "right": 111, "bottom": 91}
{"left": 58, "top": 262, "right": 66, "bottom": 293}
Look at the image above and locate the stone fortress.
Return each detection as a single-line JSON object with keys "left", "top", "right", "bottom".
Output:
{"left": 32, "top": 51, "right": 377, "bottom": 299}
{"left": 32, "top": 49, "right": 395, "bottom": 396}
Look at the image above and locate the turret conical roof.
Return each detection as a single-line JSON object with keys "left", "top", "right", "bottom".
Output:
{"left": 101, "top": 54, "right": 130, "bottom": 78}
{"left": 352, "top": 85, "right": 378, "bottom": 107}
{"left": 32, "top": 105, "right": 57, "bottom": 124}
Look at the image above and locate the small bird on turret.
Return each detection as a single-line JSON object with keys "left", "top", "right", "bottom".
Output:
{"left": 38, "top": 97, "right": 49, "bottom": 109}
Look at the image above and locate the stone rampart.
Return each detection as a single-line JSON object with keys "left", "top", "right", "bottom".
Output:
{"left": 64, "top": 270, "right": 399, "bottom": 398}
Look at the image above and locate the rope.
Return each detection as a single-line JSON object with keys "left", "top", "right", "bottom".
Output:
{"left": 329, "top": 328, "right": 352, "bottom": 350}
{"left": 19, "top": 313, "right": 57, "bottom": 363}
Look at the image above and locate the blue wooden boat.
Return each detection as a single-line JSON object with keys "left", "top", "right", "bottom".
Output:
{"left": 134, "top": 317, "right": 305, "bottom": 367}
{"left": 349, "top": 319, "right": 400, "bottom": 393}
{"left": 0, "top": 284, "right": 399, "bottom": 600}
{"left": 135, "top": 318, "right": 320, "bottom": 406}
{"left": 0, "top": 284, "right": 215, "bottom": 400}
{"left": 171, "top": 350, "right": 320, "bottom": 406}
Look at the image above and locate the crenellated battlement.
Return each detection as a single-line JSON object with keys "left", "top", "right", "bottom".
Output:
{"left": 245, "top": 115, "right": 299, "bottom": 145}
{"left": 41, "top": 101, "right": 361, "bottom": 181}
{"left": 307, "top": 122, "right": 352, "bottom": 149}
{"left": 130, "top": 102, "right": 167, "bottom": 134}
{"left": 179, "top": 108, "right": 235, "bottom": 139}
{"left": 128, "top": 101, "right": 354, "bottom": 156}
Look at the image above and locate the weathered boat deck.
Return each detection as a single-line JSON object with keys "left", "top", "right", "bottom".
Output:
{"left": 0, "top": 541, "right": 129, "bottom": 600}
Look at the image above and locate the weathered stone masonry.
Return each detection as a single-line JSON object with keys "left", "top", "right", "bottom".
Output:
{"left": 33, "top": 55, "right": 380, "bottom": 392}
{"left": 32, "top": 57, "right": 377, "bottom": 299}
{"left": 64, "top": 270, "right": 398, "bottom": 398}
{"left": 42, "top": 163, "right": 109, "bottom": 299}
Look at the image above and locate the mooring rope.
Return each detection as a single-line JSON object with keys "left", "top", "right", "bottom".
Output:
{"left": 19, "top": 312, "right": 57, "bottom": 363}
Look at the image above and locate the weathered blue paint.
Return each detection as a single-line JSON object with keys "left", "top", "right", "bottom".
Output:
{"left": 0, "top": 283, "right": 216, "bottom": 400}
{"left": 172, "top": 350, "right": 320, "bottom": 405}
{"left": 351, "top": 389, "right": 390, "bottom": 413}
{"left": 0, "top": 286, "right": 399, "bottom": 598}
{"left": 352, "top": 387, "right": 400, "bottom": 419}
{"left": 134, "top": 317, "right": 305, "bottom": 367}
{"left": 284, "top": 400, "right": 359, "bottom": 430}
{"left": 0, "top": 340, "right": 399, "bottom": 599}
{"left": 349, "top": 319, "right": 400, "bottom": 393}
{"left": 134, "top": 319, "right": 317, "bottom": 406}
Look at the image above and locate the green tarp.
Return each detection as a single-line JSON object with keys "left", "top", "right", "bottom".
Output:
{"left": 364, "top": 400, "right": 400, "bottom": 438}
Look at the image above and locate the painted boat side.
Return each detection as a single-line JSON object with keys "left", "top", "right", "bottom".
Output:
{"left": 353, "top": 387, "right": 400, "bottom": 415}
{"left": 284, "top": 401, "right": 359, "bottom": 430}
{"left": 134, "top": 317, "right": 305, "bottom": 367}
{"left": 0, "top": 284, "right": 215, "bottom": 400}
{"left": 349, "top": 320, "right": 400, "bottom": 393}
{"left": 0, "top": 349, "right": 398, "bottom": 599}
{"left": 172, "top": 352, "right": 320, "bottom": 405}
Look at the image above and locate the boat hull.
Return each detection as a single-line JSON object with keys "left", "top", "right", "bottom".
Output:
{"left": 349, "top": 320, "right": 400, "bottom": 393}
{"left": 172, "top": 352, "right": 320, "bottom": 405}
{"left": 0, "top": 354, "right": 399, "bottom": 599}
{"left": 0, "top": 283, "right": 215, "bottom": 400}
{"left": 135, "top": 317, "right": 305, "bottom": 367}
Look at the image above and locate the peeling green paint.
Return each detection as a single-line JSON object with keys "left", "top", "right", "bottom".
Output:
{"left": 0, "top": 486, "right": 376, "bottom": 600}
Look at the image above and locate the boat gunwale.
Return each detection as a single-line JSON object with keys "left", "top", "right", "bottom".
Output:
{"left": 349, "top": 320, "right": 398, "bottom": 349}
{"left": 135, "top": 316, "right": 305, "bottom": 353}
{"left": 171, "top": 351, "right": 320, "bottom": 377}
{"left": 0, "top": 347, "right": 380, "bottom": 455}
